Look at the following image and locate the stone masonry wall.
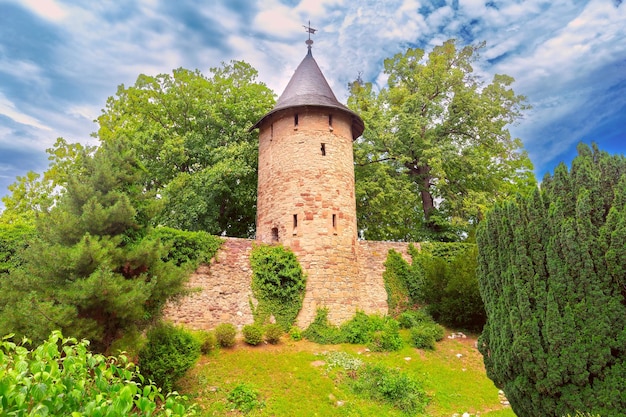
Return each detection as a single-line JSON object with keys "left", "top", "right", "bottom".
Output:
{"left": 163, "top": 237, "right": 255, "bottom": 330}
{"left": 164, "top": 237, "right": 418, "bottom": 330}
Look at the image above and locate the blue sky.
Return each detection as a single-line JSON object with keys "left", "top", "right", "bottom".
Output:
{"left": 0, "top": 0, "right": 625, "bottom": 207}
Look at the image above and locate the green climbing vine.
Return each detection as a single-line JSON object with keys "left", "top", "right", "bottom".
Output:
{"left": 249, "top": 244, "right": 307, "bottom": 331}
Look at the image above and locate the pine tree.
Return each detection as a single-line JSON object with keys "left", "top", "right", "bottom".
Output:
{"left": 0, "top": 142, "right": 191, "bottom": 351}
{"left": 477, "top": 143, "right": 626, "bottom": 416}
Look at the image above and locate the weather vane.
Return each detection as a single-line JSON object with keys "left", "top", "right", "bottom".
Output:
{"left": 303, "top": 20, "right": 316, "bottom": 50}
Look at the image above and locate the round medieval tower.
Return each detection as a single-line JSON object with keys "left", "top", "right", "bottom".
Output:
{"left": 252, "top": 40, "right": 365, "bottom": 326}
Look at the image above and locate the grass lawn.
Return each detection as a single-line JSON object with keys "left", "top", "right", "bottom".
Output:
{"left": 178, "top": 330, "right": 517, "bottom": 416}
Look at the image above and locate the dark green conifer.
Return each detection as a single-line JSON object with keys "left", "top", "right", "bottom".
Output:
{"left": 0, "top": 142, "right": 191, "bottom": 351}
{"left": 477, "top": 143, "right": 626, "bottom": 416}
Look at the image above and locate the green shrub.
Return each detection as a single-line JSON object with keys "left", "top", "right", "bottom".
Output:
{"left": 349, "top": 363, "right": 428, "bottom": 414}
{"left": 264, "top": 323, "right": 284, "bottom": 344}
{"left": 194, "top": 330, "right": 217, "bottom": 354}
{"left": 410, "top": 326, "right": 436, "bottom": 350}
{"left": 288, "top": 326, "right": 302, "bottom": 341}
{"left": 107, "top": 328, "right": 146, "bottom": 361}
{"left": 368, "top": 318, "right": 403, "bottom": 352}
{"left": 340, "top": 310, "right": 376, "bottom": 344}
{"left": 0, "top": 331, "right": 196, "bottom": 416}
{"left": 302, "top": 308, "right": 343, "bottom": 344}
{"left": 215, "top": 323, "right": 237, "bottom": 348}
{"left": 418, "top": 243, "right": 486, "bottom": 330}
{"left": 150, "top": 226, "right": 223, "bottom": 268}
{"left": 138, "top": 323, "right": 200, "bottom": 391}
{"left": 227, "top": 383, "right": 264, "bottom": 414}
{"left": 242, "top": 324, "right": 264, "bottom": 346}
{"left": 250, "top": 244, "right": 306, "bottom": 331}
{"left": 397, "top": 309, "right": 434, "bottom": 329}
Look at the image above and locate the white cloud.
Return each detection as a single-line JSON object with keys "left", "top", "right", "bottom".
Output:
{"left": 13, "top": 0, "right": 69, "bottom": 22}
{"left": 0, "top": 93, "right": 51, "bottom": 131}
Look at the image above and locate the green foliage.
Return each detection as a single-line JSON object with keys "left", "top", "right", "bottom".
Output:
{"left": 349, "top": 40, "right": 535, "bottom": 240}
{"left": 382, "top": 249, "right": 413, "bottom": 314}
{"left": 96, "top": 63, "right": 274, "bottom": 237}
{"left": 214, "top": 323, "right": 237, "bottom": 348}
{"left": 149, "top": 227, "right": 223, "bottom": 268}
{"left": 288, "top": 326, "right": 302, "bottom": 341}
{"left": 349, "top": 363, "right": 429, "bottom": 415}
{"left": 302, "top": 308, "right": 343, "bottom": 344}
{"left": 242, "top": 324, "right": 264, "bottom": 346}
{"left": 227, "top": 383, "right": 264, "bottom": 414}
{"left": 0, "top": 219, "right": 35, "bottom": 274}
{"left": 0, "top": 331, "right": 196, "bottom": 416}
{"left": 264, "top": 323, "right": 284, "bottom": 345}
{"left": 410, "top": 326, "right": 436, "bottom": 350}
{"left": 418, "top": 243, "right": 486, "bottom": 330}
{"left": 409, "top": 322, "right": 445, "bottom": 350}
{"left": 250, "top": 244, "right": 306, "bottom": 331}
{"left": 339, "top": 310, "right": 381, "bottom": 344}
{"left": 1, "top": 138, "right": 97, "bottom": 223}
{"left": 138, "top": 323, "right": 200, "bottom": 391}
{"left": 397, "top": 308, "right": 435, "bottom": 329}
{"left": 477, "top": 143, "right": 626, "bottom": 416}
{"left": 193, "top": 330, "right": 217, "bottom": 355}
{"left": 368, "top": 319, "right": 404, "bottom": 352}
{"left": 0, "top": 142, "right": 192, "bottom": 351}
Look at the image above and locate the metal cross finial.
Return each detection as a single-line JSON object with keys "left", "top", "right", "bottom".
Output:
{"left": 303, "top": 20, "right": 316, "bottom": 50}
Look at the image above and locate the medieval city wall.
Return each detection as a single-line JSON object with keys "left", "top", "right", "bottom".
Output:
{"left": 163, "top": 237, "right": 419, "bottom": 330}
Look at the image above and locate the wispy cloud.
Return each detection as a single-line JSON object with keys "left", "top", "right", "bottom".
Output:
{"left": 0, "top": 0, "right": 624, "bottom": 201}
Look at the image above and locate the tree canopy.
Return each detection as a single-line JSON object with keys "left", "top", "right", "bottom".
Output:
{"left": 96, "top": 62, "right": 274, "bottom": 237}
{"left": 349, "top": 40, "right": 536, "bottom": 241}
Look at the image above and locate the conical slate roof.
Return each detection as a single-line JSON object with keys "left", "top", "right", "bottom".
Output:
{"left": 252, "top": 49, "right": 364, "bottom": 139}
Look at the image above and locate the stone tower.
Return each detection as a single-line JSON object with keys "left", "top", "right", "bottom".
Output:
{"left": 252, "top": 41, "right": 365, "bottom": 326}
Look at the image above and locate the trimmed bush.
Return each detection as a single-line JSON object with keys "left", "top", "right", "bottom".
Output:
{"left": 215, "top": 323, "right": 237, "bottom": 348}
{"left": 242, "top": 324, "right": 264, "bottom": 346}
{"left": 264, "top": 323, "right": 284, "bottom": 344}
{"left": 410, "top": 326, "right": 436, "bottom": 350}
{"left": 138, "top": 323, "right": 200, "bottom": 391}
{"left": 194, "top": 330, "right": 217, "bottom": 354}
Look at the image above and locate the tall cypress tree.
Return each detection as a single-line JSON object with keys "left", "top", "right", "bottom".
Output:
{"left": 477, "top": 143, "right": 626, "bottom": 416}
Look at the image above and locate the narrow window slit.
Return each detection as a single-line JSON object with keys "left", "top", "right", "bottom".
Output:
{"left": 293, "top": 214, "right": 298, "bottom": 235}
{"left": 332, "top": 214, "right": 337, "bottom": 234}
{"left": 321, "top": 143, "right": 326, "bottom": 156}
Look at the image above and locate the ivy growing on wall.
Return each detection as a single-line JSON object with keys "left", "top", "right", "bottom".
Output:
{"left": 249, "top": 244, "right": 306, "bottom": 331}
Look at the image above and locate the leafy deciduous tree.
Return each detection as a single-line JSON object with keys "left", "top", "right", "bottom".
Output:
{"left": 96, "top": 62, "right": 274, "bottom": 237}
{"left": 349, "top": 40, "right": 535, "bottom": 241}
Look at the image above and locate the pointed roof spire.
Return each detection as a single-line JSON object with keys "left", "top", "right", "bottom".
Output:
{"left": 251, "top": 24, "right": 364, "bottom": 139}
